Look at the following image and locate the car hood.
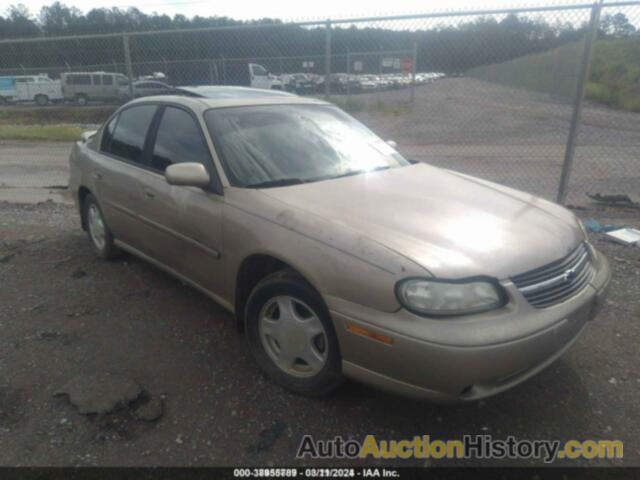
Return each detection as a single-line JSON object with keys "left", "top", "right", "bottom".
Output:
{"left": 261, "top": 163, "right": 584, "bottom": 279}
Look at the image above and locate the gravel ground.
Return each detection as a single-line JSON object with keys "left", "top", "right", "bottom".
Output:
{"left": 0, "top": 200, "right": 638, "bottom": 467}
{"left": 351, "top": 78, "right": 640, "bottom": 204}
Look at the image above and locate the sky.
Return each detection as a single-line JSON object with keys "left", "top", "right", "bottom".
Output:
{"left": 11, "top": 0, "right": 600, "bottom": 22}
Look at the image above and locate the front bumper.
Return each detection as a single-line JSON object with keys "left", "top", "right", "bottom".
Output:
{"left": 328, "top": 247, "right": 611, "bottom": 403}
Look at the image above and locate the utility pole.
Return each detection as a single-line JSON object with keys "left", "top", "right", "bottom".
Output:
{"left": 122, "top": 35, "right": 134, "bottom": 99}
{"left": 324, "top": 19, "right": 332, "bottom": 99}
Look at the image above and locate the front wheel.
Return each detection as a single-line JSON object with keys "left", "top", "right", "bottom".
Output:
{"left": 34, "top": 94, "right": 49, "bottom": 106}
{"left": 245, "top": 270, "right": 343, "bottom": 396}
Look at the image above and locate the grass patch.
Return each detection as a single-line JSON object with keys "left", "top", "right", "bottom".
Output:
{"left": 373, "top": 100, "right": 409, "bottom": 116}
{"left": 468, "top": 36, "right": 640, "bottom": 112}
{"left": 0, "top": 125, "right": 83, "bottom": 142}
{"left": 0, "top": 106, "right": 115, "bottom": 126}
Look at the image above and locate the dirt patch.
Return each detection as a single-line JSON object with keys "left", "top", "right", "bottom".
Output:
{"left": 55, "top": 374, "right": 143, "bottom": 415}
{"left": 0, "top": 200, "right": 638, "bottom": 466}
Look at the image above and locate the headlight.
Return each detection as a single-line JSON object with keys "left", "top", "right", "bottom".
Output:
{"left": 395, "top": 277, "right": 507, "bottom": 317}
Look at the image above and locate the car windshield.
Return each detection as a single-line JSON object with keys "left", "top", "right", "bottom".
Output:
{"left": 204, "top": 104, "right": 408, "bottom": 188}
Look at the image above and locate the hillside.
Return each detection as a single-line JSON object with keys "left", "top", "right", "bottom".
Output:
{"left": 468, "top": 36, "right": 640, "bottom": 112}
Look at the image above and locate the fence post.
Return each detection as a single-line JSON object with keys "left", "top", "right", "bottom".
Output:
{"left": 208, "top": 60, "right": 215, "bottom": 84}
{"left": 556, "top": 1, "right": 602, "bottom": 204}
{"left": 410, "top": 38, "right": 418, "bottom": 103}
{"left": 346, "top": 48, "right": 351, "bottom": 99}
{"left": 122, "top": 35, "right": 134, "bottom": 98}
{"left": 324, "top": 19, "right": 331, "bottom": 99}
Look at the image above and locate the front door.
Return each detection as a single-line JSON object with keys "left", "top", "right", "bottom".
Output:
{"left": 134, "top": 105, "right": 225, "bottom": 296}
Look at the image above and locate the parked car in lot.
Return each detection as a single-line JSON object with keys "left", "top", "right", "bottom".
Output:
{"left": 131, "top": 80, "right": 175, "bottom": 98}
{"left": 69, "top": 89, "right": 611, "bottom": 402}
{"left": 281, "top": 73, "right": 316, "bottom": 95}
{"left": 358, "top": 77, "right": 378, "bottom": 92}
{"left": 0, "top": 74, "right": 63, "bottom": 105}
{"left": 61, "top": 71, "right": 130, "bottom": 105}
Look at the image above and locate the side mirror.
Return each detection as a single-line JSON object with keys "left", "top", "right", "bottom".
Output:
{"left": 386, "top": 140, "right": 398, "bottom": 149}
{"left": 165, "top": 163, "right": 210, "bottom": 188}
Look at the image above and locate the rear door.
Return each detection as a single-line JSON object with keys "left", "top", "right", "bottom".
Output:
{"left": 91, "top": 104, "right": 159, "bottom": 250}
{"left": 134, "top": 104, "right": 225, "bottom": 294}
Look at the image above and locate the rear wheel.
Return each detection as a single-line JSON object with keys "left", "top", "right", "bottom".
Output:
{"left": 76, "top": 94, "right": 89, "bottom": 106}
{"left": 245, "top": 270, "right": 343, "bottom": 396}
{"left": 34, "top": 94, "right": 49, "bottom": 106}
{"left": 82, "top": 194, "right": 121, "bottom": 260}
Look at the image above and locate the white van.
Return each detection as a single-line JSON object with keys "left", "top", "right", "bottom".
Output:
{"left": 0, "top": 75, "right": 63, "bottom": 105}
{"left": 60, "top": 72, "right": 130, "bottom": 105}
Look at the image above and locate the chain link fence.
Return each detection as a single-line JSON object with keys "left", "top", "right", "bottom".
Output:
{"left": 0, "top": 2, "right": 638, "bottom": 205}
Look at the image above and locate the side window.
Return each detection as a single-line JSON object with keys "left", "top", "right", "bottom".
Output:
{"left": 108, "top": 105, "right": 157, "bottom": 164}
{"left": 70, "top": 75, "right": 91, "bottom": 85}
{"left": 100, "top": 115, "right": 118, "bottom": 152}
{"left": 102, "top": 75, "right": 113, "bottom": 85}
{"left": 150, "top": 107, "right": 210, "bottom": 172}
{"left": 251, "top": 64, "right": 267, "bottom": 76}
{"left": 92, "top": 75, "right": 101, "bottom": 85}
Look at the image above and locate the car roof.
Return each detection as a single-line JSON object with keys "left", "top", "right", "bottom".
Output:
{"left": 126, "top": 86, "right": 328, "bottom": 112}
{"left": 174, "top": 85, "right": 294, "bottom": 99}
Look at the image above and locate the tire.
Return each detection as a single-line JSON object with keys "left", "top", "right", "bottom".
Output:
{"left": 34, "top": 94, "right": 49, "bottom": 106}
{"left": 82, "top": 193, "right": 121, "bottom": 260}
{"left": 76, "top": 94, "right": 89, "bottom": 106}
{"left": 245, "top": 269, "right": 343, "bottom": 396}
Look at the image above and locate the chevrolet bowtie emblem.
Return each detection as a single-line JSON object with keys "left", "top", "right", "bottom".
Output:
{"left": 563, "top": 267, "right": 578, "bottom": 282}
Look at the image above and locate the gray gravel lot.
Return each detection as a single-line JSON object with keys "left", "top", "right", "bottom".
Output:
{"left": 0, "top": 201, "right": 639, "bottom": 467}
{"left": 352, "top": 78, "right": 640, "bottom": 203}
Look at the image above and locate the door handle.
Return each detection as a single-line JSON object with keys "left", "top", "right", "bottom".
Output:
{"left": 143, "top": 188, "right": 155, "bottom": 199}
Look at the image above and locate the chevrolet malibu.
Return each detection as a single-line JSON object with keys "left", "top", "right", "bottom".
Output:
{"left": 68, "top": 90, "right": 611, "bottom": 402}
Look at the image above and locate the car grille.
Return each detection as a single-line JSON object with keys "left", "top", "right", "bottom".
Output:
{"left": 511, "top": 243, "right": 593, "bottom": 309}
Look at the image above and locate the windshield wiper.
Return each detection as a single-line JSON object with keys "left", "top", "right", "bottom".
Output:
{"left": 309, "top": 165, "right": 392, "bottom": 183}
{"left": 244, "top": 178, "right": 306, "bottom": 189}
{"left": 245, "top": 166, "right": 392, "bottom": 189}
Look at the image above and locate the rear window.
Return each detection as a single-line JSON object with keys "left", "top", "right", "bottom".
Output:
{"left": 106, "top": 105, "right": 157, "bottom": 164}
